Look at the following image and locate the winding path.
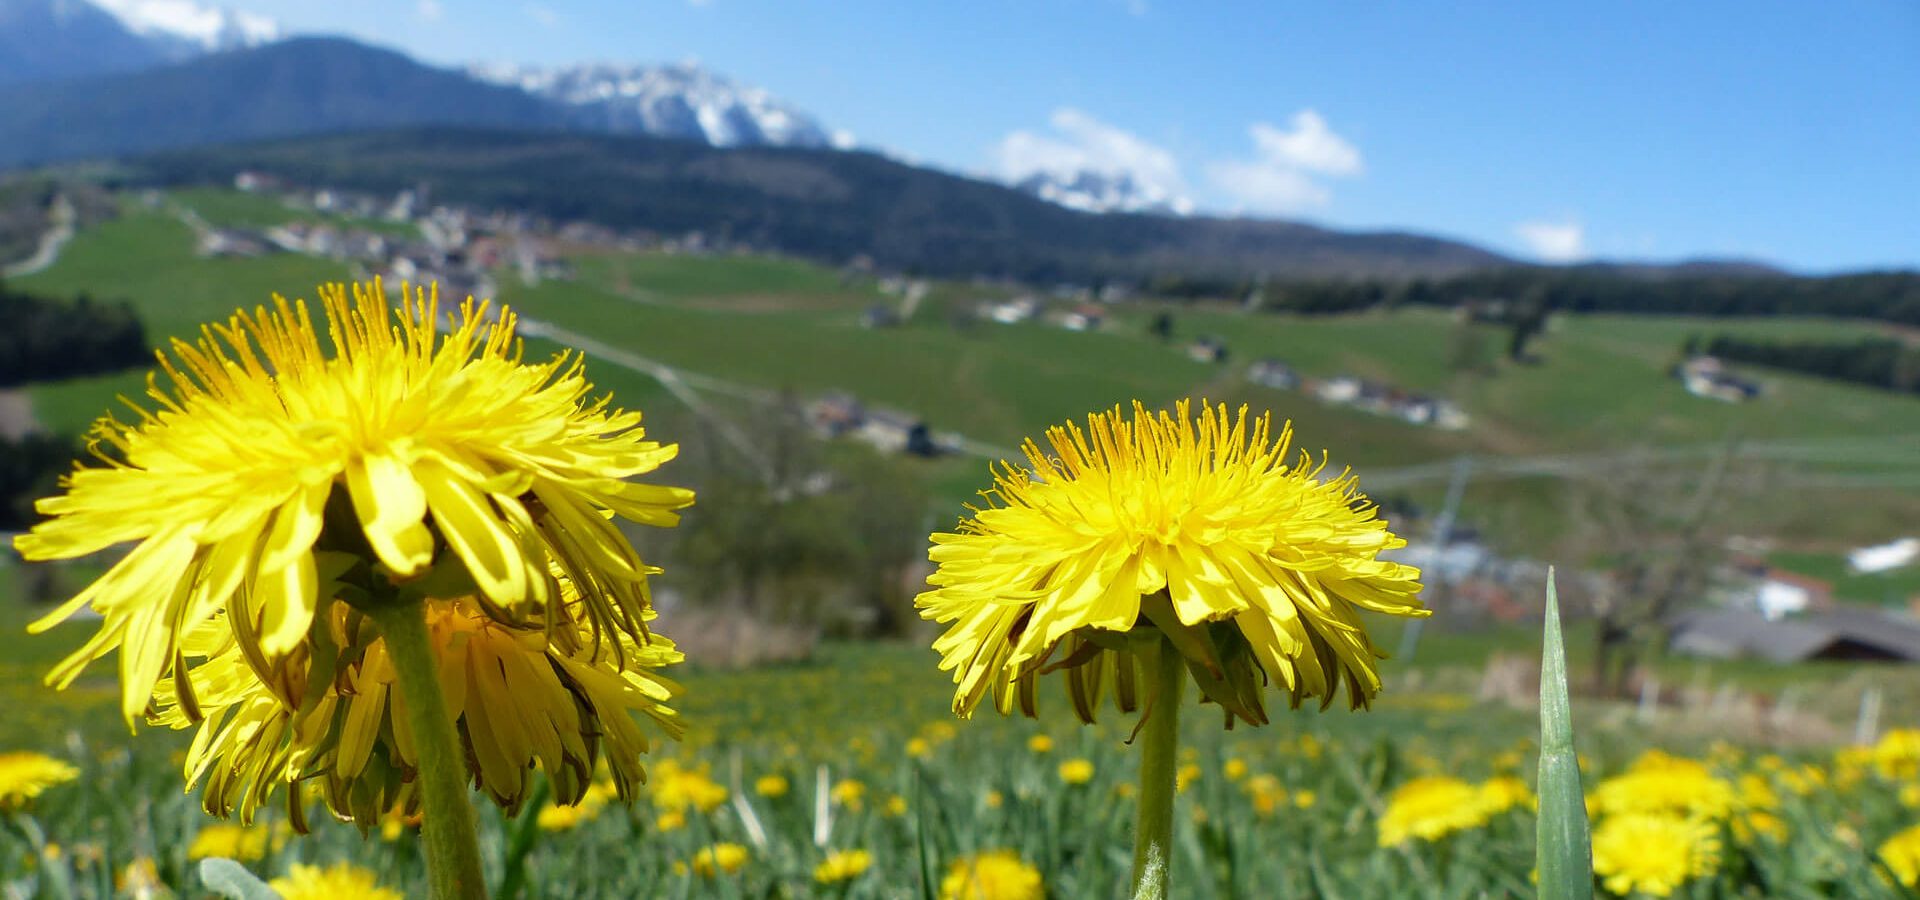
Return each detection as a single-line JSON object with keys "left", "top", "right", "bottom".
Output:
{"left": 2, "top": 194, "right": 75, "bottom": 279}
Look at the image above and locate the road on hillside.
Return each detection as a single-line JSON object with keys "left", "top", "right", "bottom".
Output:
{"left": 2, "top": 194, "right": 74, "bottom": 279}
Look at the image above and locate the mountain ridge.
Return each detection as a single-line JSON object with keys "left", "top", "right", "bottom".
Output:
{"left": 133, "top": 126, "right": 1513, "bottom": 282}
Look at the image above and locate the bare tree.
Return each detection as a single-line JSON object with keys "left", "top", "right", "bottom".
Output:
{"left": 1561, "top": 436, "right": 1766, "bottom": 697}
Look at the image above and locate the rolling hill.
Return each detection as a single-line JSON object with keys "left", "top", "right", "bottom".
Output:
{"left": 133, "top": 128, "right": 1511, "bottom": 281}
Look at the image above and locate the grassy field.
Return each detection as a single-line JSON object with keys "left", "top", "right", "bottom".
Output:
{"left": 3, "top": 570, "right": 1920, "bottom": 898}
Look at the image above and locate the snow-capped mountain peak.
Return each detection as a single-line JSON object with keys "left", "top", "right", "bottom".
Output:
{"left": 91, "top": 0, "right": 278, "bottom": 55}
{"left": 1014, "top": 169, "right": 1194, "bottom": 216}
{"left": 469, "top": 61, "right": 850, "bottom": 150}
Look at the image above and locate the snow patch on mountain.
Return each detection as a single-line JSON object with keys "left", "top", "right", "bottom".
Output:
{"left": 91, "top": 0, "right": 278, "bottom": 55}
{"left": 469, "top": 61, "right": 844, "bottom": 149}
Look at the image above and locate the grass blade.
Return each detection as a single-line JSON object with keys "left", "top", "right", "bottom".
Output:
{"left": 1536, "top": 567, "right": 1593, "bottom": 900}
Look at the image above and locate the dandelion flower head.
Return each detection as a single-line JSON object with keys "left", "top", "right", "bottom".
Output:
{"left": 1879, "top": 823, "right": 1920, "bottom": 888}
{"left": 0, "top": 752, "right": 79, "bottom": 809}
{"left": 1376, "top": 775, "right": 1493, "bottom": 846}
{"left": 918, "top": 400, "right": 1425, "bottom": 727}
{"left": 17, "top": 281, "right": 692, "bottom": 722}
{"left": 270, "top": 862, "right": 402, "bottom": 900}
{"left": 939, "top": 850, "right": 1044, "bottom": 900}
{"left": 1590, "top": 814, "right": 1721, "bottom": 898}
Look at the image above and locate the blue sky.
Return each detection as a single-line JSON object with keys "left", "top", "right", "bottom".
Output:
{"left": 219, "top": 1, "right": 1916, "bottom": 271}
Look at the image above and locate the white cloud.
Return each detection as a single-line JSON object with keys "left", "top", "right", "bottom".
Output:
{"left": 992, "top": 108, "right": 1192, "bottom": 213}
{"left": 1205, "top": 109, "right": 1363, "bottom": 214}
{"left": 522, "top": 3, "right": 558, "bottom": 27}
{"left": 1514, "top": 219, "right": 1588, "bottom": 262}
{"left": 416, "top": 0, "right": 443, "bottom": 22}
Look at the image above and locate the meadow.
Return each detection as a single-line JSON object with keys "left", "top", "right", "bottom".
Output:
{"left": 6, "top": 574, "right": 1920, "bottom": 898}
{"left": 6, "top": 189, "right": 1920, "bottom": 898}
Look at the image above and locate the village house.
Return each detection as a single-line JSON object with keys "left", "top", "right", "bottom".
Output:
{"left": 1678, "top": 355, "right": 1762, "bottom": 402}
{"left": 1247, "top": 358, "right": 1299, "bottom": 390}
{"left": 1186, "top": 336, "right": 1229, "bottom": 364}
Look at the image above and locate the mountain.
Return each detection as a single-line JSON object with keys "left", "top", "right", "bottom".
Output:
{"left": 0, "top": 0, "right": 171, "bottom": 85}
{"left": 0, "top": 37, "right": 567, "bottom": 168}
{"left": 470, "top": 61, "right": 851, "bottom": 150}
{"left": 91, "top": 0, "right": 278, "bottom": 57}
{"left": 1014, "top": 169, "right": 1193, "bottom": 216}
{"left": 135, "top": 127, "right": 1511, "bottom": 282}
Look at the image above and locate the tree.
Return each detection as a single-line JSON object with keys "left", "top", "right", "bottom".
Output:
{"left": 1561, "top": 438, "right": 1764, "bottom": 697}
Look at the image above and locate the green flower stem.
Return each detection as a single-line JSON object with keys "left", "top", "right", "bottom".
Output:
{"left": 369, "top": 600, "right": 490, "bottom": 900}
{"left": 1130, "top": 637, "right": 1185, "bottom": 900}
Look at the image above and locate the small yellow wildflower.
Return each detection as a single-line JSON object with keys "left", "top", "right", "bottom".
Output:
{"left": 939, "top": 850, "right": 1044, "bottom": 900}
{"left": 1293, "top": 789, "right": 1317, "bottom": 809}
{"left": 1479, "top": 775, "right": 1535, "bottom": 815}
{"left": 1246, "top": 774, "right": 1288, "bottom": 816}
{"left": 815, "top": 849, "right": 873, "bottom": 884}
{"left": 651, "top": 759, "right": 729, "bottom": 813}
{"left": 1059, "top": 758, "right": 1095, "bottom": 785}
{"left": 689, "top": 843, "right": 750, "bottom": 878}
{"left": 1732, "top": 811, "right": 1787, "bottom": 845}
{"left": 831, "top": 779, "right": 867, "bottom": 811}
{"left": 985, "top": 790, "right": 1004, "bottom": 809}
{"left": 1377, "top": 776, "right": 1489, "bottom": 846}
{"left": 755, "top": 774, "right": 790, "bottom": 799}
{"left": 187, "top": 823, "right": 285, "bottom": 861}
{"left": 0, "top": 752, "right": 79, "bottom": 809}
{"left": 885, "top": 795, "right": 909, "bottom": 817}
{"left": 1590, "top": 814, "right": 1720, "bottom": 898}
{"left": 656, "top": 810, "right": 687, "bottom": 832}
{"left": 1026, "top": 735, "right": 1054, "bottom": 754}
{"left": 907, "top": 738, "right": 933, "bottom": 759}
{"left": 1176, "top": 763, "right": 1202, "bottom": 793}
{"left": 1223, "top": 758, "right": 1248, "bottom": 781}
{"left": 1879, "top": 823, "right": 1920, "bottom": 888}
{"left": 1876, "top": 729, "right": 1920, "bottom": 780}
{"left": 270, "top": 863, "right": 403, "bottom": 900}
{"left": 1588, "top": 753, "right": 1734, "bottom": 821}
{"left": 118, "top": 858, "right": 163, "bottom": 898}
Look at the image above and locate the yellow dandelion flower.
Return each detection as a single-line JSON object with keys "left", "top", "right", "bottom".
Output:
{"left": 0, "top": 752, "right": 79, "bottom": 809}
{"left": 1902, "top": 784, "right": 1920, "bottom": 809}
{"left": 906, "top": 738, "right": 933, "bottom": 759}
{"left": 985, "top": 789, "right": 1004, "bottom": 809}
{"left": 815, "top": 849, "right": 873, "bottom": 884}
{"left": 536, "top": 783, "right": 613, "bottom": 831}
{"left": 1589, "top": 755, "right": 1735, "bottom": 822}
{"left": 831, "top": 779, "right": 867, "bottom": 811}
{"left": 118, "top": 857, "right": 163, "bottom": 898}
{"left": 1026, "top": 734, "right": 1054, "bottom": 754}
{"left": 655, "top": 810, "right": 687, "bottom": 832}
{"left": 650, "top": 759, "right": 729, "bottom": 814}
{"left": 152, "top": 595, "right": 682, "bottom": 826}
{"left": 1732, "top": 810, "right": 1787, "bottom": 844}
{"left": 1377, "top": 776, "right": 1491, "bottom": 846}
{"left": 1059, "top": 758, "right": 1095, "bottom": 785}
{"left": 1223, "top": 758, "right": 1248, "bottom": 781}
{"left": 1245, "top": 774, "right": 1287, "bottom": 816}
{"left": 754, "top": 774, "right": 790, "bottom": 798}
{"left": 688, "top": 843, "right": 750, "bottom": 878}
{"left": 1879, "top": 823, "right": 1920, "bottom": 887}
{"left": 186, "top": 822, "right": 286, "bottom": 861}
{"left": 1876, "top": 729, "right": 1920, "bottom": 780}
{"left": 885, "top": 794, "right": 909, "bottom": 817}
{"left": 270, "top": 862, "right": 403, "bottom": 900}
{"left": 918, "top": 401, "right": 1425, "bottom": 727}
{"left": 1292, "top": 789, "right": 1317, "bottom": 809}
{"left": 1479, "top": 775, "right": 1535, "bottom": 815}
{"left": 16, "top": 281, "right": 693, "bottom": 722}
{"left": 939, "top": 850, "right": 1044, "bottom": 900}
{"left": 1176, "top": 762, "right": 1202, "bottom": 793}
{"left": 1590, "top": 814, "right": 1720, "bottom": 898}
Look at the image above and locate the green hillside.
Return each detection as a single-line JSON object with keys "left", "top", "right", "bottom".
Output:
{"left": 12, "top": 189, "right": 1920, "bottom": 554}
